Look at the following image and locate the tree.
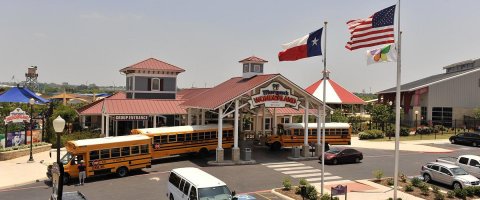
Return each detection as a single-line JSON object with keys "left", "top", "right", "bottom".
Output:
{"left": 370, "top": 104, "right": 394, "bottom": 131}
{"left": 331, "top": 108, "right": 348, "bottom": 122}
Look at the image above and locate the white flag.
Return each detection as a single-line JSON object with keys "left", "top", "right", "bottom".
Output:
{"left": 366, "top": 44, "right": 397, "bottom": 65}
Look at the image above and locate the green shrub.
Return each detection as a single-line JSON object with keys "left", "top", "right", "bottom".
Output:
{"left": 464, "top": 186, "right": 475, "bottom": 197}
{"left": 446, "top": 190, "right": 455, "bottom": 198}
{"left": 373, "top": 169, "right": 384, "bottom": 180}
{"left": 404, "top": 184, "right": 414, "bottom": 192}
{"left": 299, "top": 178, "right": 308, "bottom": 186}
{"left": 454, "top": 188, "right": 467, "bottom": 199}
{"left": 282, "top": 177, "right": 292, "bottom": 190}
{"left": 0, "top": 142, "right": 50, "bottom": 152}
{"left": 416, "top": 127, "right": 433, "bottom": 135}
{"left": 386, "top": 177, "right": 394, "bottom": 186}
{"left": 411, "top": 177, "right": 422, "bottom": 187}
{"left": 473, "top": 186, "right": 480, "bottom": 196}
{"left": 359, "top": 129, "right": 385, "bottom": 140}
{"left": 306, "top": 184, "right": 317, "bottom": 200}
{"left": 400, "top": 127, "right": 410, "bottom": 136}
{"left": 419, "top": 183, "right": 430, "bottom": 196}
{"left": 295, "top": 186, "right": 301, "bottom": 195}
{"left": 431, "top": 185, "right": 440, "bottom": 194}
{"left": 320, "top": 193, "right": 331, "bottom": 200}
{"left": 434, "top": 192, "right": 445, "bottom": 200}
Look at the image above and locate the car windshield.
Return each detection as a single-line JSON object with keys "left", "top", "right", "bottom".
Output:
{"left": 451, "top": 167, "right": 469, "bottom": 175}
{"left": 326, "top": 149, "right": 341, "bottom": 154}
{"left": 198, "top": 186, "right": 232, "bottom": 200}
{"left": 60, "top": 152, "right": 72, "bottom": 165}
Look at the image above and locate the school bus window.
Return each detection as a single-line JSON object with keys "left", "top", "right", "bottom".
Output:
{"left": 90, "top": 150, "right": 99, "bottom": 160}
{"left": 342, "top": 129, "right": 349, "bottom": 135}
{"left": 199, "top": 132, "right": 205, "bottom": 140}
{"left": 185, "top": 133, "right": 191, "bottom": 141}
{"left": 101, "top": 149, "right": 110, "bottom": 159}
{"left": 168, "top": 135, "right": 177, "bottom": 143}
{"left": 111, "top": 148, "right": 120, "bottom": 158}
{"left": 121, "top": 147, "right": 130, "bottom": 156}
{"left": 177, "top": 134, "right": 185, "bottom": 142}
{"left": 192, "top": 133, "right": 199, "bottom": 141}
{"left": 311, "top": 129, "right": 317, "bottom": 136}
{"left": 141, "top": 144, "right": 149, "bottom": 154}
{"left": 154, "top": 136, "right": 161, "bottom": 143}
{"left": 131, "top": 146, "right": 139, "bottom": 155}
{"left": 203, "top": 132, "right": 209, "bottom": 140}
{"left": 294, "top": 129, "right": 300, "bottom": 136}
{"left": 161, "top": 135, "right": 168, "bottom": 144}
{"left": 223, "top": 131, "right": 229, "bottom": 138}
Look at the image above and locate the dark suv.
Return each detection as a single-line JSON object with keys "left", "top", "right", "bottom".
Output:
{"left": 450, "top": 132, "right": 480, "bottom": 147}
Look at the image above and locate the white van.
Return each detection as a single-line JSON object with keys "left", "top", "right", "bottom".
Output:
{"left": 167, "top": 167, "right": 237, "bottom": 200}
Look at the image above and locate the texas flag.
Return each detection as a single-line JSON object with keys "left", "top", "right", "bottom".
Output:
{"left": 278, "top": 28, "right": 323, "bottom": 61}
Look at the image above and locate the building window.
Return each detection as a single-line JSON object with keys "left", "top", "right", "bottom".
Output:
{"left": 281, "top": 116, "right": 290, "bottom": 124}
{"left": 152, "top": 78, "right": 160, "bottom": 91}
{"left": 243, "top": 64, "right": 249, "bottom": 73}
{"left": 126, "top": 77, "right": 133, "bottom": 91}
{"left": 243, "top": 117, "right": 253, "bottom": 131}
{"left": 264, "top": 117, "right": 272, "bottom": 130}
{"left": 254, "top": 64, "right": 261, "bottom": 72}
{"left": 432, "top": 107, "right": 452, "bottom": 127}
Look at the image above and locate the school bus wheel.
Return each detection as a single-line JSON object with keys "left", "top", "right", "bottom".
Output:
{"left": 198, "top": 148, "right": 209, "bottom": 157}
{"left": 116, "top": 167, "right": 129, "bottom": 177}
{"left": 271, "top": 142, "right": 281, "bottom": 151}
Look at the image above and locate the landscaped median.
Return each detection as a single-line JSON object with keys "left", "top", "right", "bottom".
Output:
{"left": 0, "top": 142, "right": 51, "bottom": 161}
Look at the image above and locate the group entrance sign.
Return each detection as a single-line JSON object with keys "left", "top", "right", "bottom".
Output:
{"left": 249, "top": 82, "right": 300, "bottom": 109}
{"left": 4, "top": 108, "right": 30, "bottom": 124}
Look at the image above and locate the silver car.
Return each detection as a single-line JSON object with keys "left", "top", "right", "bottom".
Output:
{"left": 421, "top": 162, "right": 480, "bottom": 189}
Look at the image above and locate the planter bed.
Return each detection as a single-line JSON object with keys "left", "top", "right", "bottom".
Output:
{"left": 0, "top": 144, "right": 51, "bottom": 161}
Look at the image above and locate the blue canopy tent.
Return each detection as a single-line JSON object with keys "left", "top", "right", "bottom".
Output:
{"left": 0, "top": 87, "right": 49, "bottom": 104}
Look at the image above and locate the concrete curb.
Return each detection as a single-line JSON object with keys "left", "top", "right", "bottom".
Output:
{"left": 0, "top": 177, "right": 48, "bottom": 191}
{"left": 270, "top": 188, "right": 295, "bottom": 200}
{"left": 207, "top": 160, "right": 257, "bottom": 166}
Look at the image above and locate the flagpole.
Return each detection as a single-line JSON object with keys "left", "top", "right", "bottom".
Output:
{"left": 321, "top": 21, "right": 327, "bottom": 195}
{"left": 393, "top": 0, "right": 401, "bottom": 199}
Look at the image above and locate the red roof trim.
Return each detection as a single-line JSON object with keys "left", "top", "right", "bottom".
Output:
{"left": 239, "top": 56, "right": 268, "bottom": 63}
{"left": 119, "top": 58, "right": 186, "bottom": 73}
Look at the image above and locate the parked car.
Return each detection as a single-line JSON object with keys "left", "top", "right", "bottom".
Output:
{"left": 436, "top": 155, "right": 480, "bottom": 178}
{"left": 318, "top": 148, "right": 363, "bottom": 165}
{"left": 421, "top": 162, "right": 480, "bottom": 189}
{"left": 449, "top": 132, "right": 480, "bottom": 147}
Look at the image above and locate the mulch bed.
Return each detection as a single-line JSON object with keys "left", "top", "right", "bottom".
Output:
{"left": 274, "top": 188, "right": 303, "bottom": 200}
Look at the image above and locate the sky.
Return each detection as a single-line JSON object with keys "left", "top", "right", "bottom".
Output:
{"left": 1, "top": 0, "right": 479, "bottom": 93}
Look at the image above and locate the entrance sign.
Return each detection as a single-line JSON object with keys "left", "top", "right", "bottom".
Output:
{"left": 113, "top": 115, "right": 148, "bottom": 121}
{"left": 249, "top": 82, "right": 300, "bottom": 109}
{"left": 4, "top": 108, "right": 30, "bottom": 124}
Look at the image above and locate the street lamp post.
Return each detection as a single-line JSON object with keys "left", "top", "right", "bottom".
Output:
{"left": 415, "top": 110, "right": 419, "bottom": 139}
{"left": 388, "top": 101, "right": 393, "bottom": 140}
{"left": 53, "top": 116, "right": 66, "bottom": 163}
{"left": 28, "top": 98, "right": 35, "bottom": 162}
{"left": 329, "top": 110, "right": 334, "bottom": 122}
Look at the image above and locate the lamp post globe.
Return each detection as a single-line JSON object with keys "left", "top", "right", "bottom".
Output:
{"left": 53, "top": 116, "right": 66, "bottom": 163}
{"left": 28, "top": 98, "right": 35, "bottom": 162}
{"left": 329, "top": 110, "right": 334, "bottom": 122}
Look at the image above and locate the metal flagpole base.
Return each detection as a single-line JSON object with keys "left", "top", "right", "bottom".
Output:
{"left": 216, "top": 148, "right": 224, "bottom": 162}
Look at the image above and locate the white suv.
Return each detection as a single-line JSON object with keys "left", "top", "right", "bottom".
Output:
{"left": 421, "top": 162, "right": 480, "bottom": 189}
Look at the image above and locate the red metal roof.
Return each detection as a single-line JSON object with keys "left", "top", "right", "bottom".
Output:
{"left": 119, "top": 58, "right": 186, "bottom": 73}
{"left": 181, "top": 74, "right": 279, "bottom": 109}
{"left": 103, "top": 99, "right": 186, "bottom": 115}
{"left": 239, "top": 56, "right": 268, "bottom": 63}
{"left": 77, "top": 92, "right": 127, "bottom": 115}
{"left": 177, "top": 88, "right": 210, "bottom": 100}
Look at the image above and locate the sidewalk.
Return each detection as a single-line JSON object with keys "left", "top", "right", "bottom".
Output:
{"left": 0, "top": 148, "right": 66, "bottom": 190}
{"left": 349, "top": 136, "right": 453, "bottom": 153}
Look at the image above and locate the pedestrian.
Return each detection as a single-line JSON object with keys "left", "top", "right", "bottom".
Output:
{"left": 78, "top": 160, "right": 86, "bottom": 185}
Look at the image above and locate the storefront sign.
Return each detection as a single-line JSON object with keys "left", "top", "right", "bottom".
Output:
{"left": 249, "top": 82, "right": 300, "bottom": 109}
{"left": 113, "top": 115, "right": 148, "bottom": 121}
{"left": 4, "top": 108, "right": 30, "bottom": 124}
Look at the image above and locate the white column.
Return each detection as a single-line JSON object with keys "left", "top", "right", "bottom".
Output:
{"left": 132, "top": 75, "right": 136, "bottom": 99}
{"left": 106, "top": 115, "right": 110, "bottom": 137}
{"left": 201, "top": 109, "right": 206, "bottom": 125}
{"left": 153, "top": 115, "right": 157, "bottom": 128}
{"left": 195, "top": 109, "right": 200, "bottom": 125}
{"left": 217, "top": 107, "right": 223, "bottom": 149}
{"left": 81, "top": 116, "right": 86, "bottom": 129}
{"left": 187, "top": 108, "right": 192, "bottom": 125}
{"left": 262, "top": 106, "right": 266, "bottom": 135}
{"left": 101, "top": 114, "right": 105, "bottom": 135}
{"left": 302, "top": 99, "right": 310, "bottom": 157}
{"left": 273, "top": 108, "right": 277, "bottom": 136}
{"left": 233, "top": 100, "right": 240, "bottom": 162}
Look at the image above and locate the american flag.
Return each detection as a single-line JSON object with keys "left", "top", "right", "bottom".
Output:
{"left": 345, "top": 5, "right": 396, "bottom": 51}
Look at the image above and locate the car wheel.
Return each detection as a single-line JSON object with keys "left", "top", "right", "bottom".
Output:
{"left": 355, "top": 157, "right": 360, "bottom": 163}
{"left": 473, "top": 142, "right": 478, "bottom": 147}
{"left": 199, "top": 148, "right": 209, "bottom": 157}
{"left": 450, "top": 139, "right": 455, "bottom": 144}
{"left": 169, "top": 193, "right": 174, "bottom": 200}
{"left": 63, "top": 173, "right": 70, "bottom": 185}
{"left": 332, "top": 159, "right": 338, "bottom": 165}
{"left": 453, "top": 181, "right": 462, "bottom": 190}
{"left": 117, "top": 167, "right": 129, "bottom": 177}
{"left": 423, "top": 174, "right": 431, "bottom": 183}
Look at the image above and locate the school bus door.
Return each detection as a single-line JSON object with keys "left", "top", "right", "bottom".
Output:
{"left": 67, "top": 154, "right": 85, "bottom": 178}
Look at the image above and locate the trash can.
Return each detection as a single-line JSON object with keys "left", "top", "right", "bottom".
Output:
{"left": 241, "top": 148, "right": 251, "bottom": 161}
{"left": 292, "top": 147, "right": 300, "bottom": 158}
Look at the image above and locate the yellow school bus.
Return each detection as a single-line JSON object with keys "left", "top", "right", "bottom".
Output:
{"left": 266, "top": 123, "right": 351, "bottom": 150}
{"left": 131, "top": 124, "right": 234, "bottom": 159}
{"left": 54, "top": 135, "right": 151, "bottom": 184}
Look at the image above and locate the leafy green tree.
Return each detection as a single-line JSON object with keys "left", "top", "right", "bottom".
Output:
{"left": 331, "top": 109, "right": 348, "bottom": 122}
{"left": 474, "top": 107, "right": 480, "bottom": 119}
{"left": 370, "top": 104, "right": 394, "bottom": 131}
